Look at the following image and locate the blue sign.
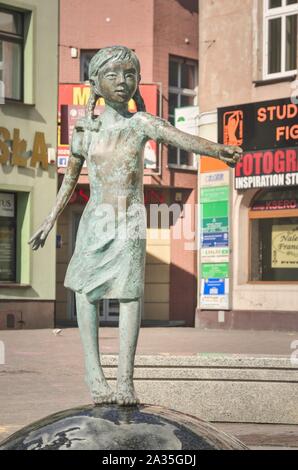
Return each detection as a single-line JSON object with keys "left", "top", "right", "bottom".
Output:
{"left": 201, "top": 232, "right": 229, "bottom": 248}
{"left": 202, "top": 278, "right": 226, "bottom": 295}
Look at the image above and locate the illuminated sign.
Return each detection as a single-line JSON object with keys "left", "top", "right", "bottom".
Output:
{"left": 235, "top": 148, "right": 298, "bottom": 189}
{"left": 218, "top": 98, "right": 298, "bottom": 151}
{"left": 251, "top": 199, "right": 298, "bottom": 211}
{"left": 218, "top": 98, "right": 298, "bottom": 190}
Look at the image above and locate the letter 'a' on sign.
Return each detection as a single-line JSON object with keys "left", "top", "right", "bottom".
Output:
{"left": 30, "top": 132, "right": 48, "bottom": 170}
{"left": 0, "top": 127, "right": 10, "bottom": 164}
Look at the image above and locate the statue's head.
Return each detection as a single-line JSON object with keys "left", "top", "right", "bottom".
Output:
{"left": 87, "top": 46, "right": 145, "bottom": 117}
{"left": 89, "top": 46, "right": 140, "bottom": 98}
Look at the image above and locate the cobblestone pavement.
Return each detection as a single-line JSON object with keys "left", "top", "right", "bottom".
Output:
{"left": 0, "top": 327, "right": 298, "bottom": 447}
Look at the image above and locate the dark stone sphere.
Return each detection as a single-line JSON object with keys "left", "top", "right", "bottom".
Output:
{"left": 0, "top": 404, "right": 247, "bottom": 450}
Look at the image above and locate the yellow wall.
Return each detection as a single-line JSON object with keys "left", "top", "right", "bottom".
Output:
{"left": 144, "top": 228, "right": 170, "bottom": 321}
{"left": 0, "top": 0, "right": 59, "bottom": 300}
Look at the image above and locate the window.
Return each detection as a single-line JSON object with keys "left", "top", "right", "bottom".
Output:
{"left": 0, "top": 192, "right": 16, "bottom": 282}
{"left": 80, "top": 49, "right": 98, "bottom": 82}
{"left": 264, "top": 0, "right": 298, "bottom": 79}
{"left": 0, "top": 7, "right": 24, "bottom": 101}
{"left": 168, "top": 56, "right": 198, "bottom": 168}
{"left": 250, "top": 188, "right": 298, "bottom": 281}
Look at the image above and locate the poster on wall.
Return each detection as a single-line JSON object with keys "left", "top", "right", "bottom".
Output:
{"left": 201, "top": 232, "right": 229, "bottom": 248}
{"left": 202, "top": 217, "right": 229, "bottom": 234}
{"left": 201, "top": 201, "right": 228, "bottom": 219}
{"left": 202, "top": 263, "right": 229, "bottom": 279}
{"left": 201, "top": 278, "right": 229, "bottom": 295}
{"left": 201, "top": 247, "right": 229, "bottom": 263}
{"left": 200, "top": 295, "right": 229, "bottom": 310}
{"left": 200, "top": 186, "right": 229, "bottom": 203}
{"left": 0, "top": 223, "right": 15, "bottom": 281}
{"left": 271, "top": 224, "right": 298, "bottom": 268}
{"left": 200, "top": 171, "right": 230, "bottom": 188}
{"left": 199, "top": 171, "right": 230, "bottom": 310}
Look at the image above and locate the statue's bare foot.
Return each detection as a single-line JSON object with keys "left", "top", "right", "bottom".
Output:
{"left": 116, "top": 381, "right": 140, "bottom": 406}
{"left": 87, "top": 374, "right": 117, "bottom": 405}
{"left": 92, "top": 389, "right": 117, "bottom": 405}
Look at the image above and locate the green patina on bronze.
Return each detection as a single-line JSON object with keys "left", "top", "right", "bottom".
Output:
{"left": 29, "top": 46, "right": 242, "bottom": 407}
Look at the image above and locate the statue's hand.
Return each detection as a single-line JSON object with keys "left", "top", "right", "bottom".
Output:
{"left": 28, "top": 215, "right": 55, "bottom": 251}
{"left": 218, "top": 145, "right": 243, "bottom": 168}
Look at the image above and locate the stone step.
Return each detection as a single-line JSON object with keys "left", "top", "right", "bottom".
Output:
{"left": 100, "top": 354, "right": 298, "bottom": 425}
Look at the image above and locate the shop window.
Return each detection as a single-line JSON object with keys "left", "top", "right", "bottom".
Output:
{"left": 0, "top": 192, "right": 16, "bottom": 281}
{"left": 250, "top": 188, "right": 298, "bottom": 281}
{"left": 263, "top": 0, "right": 298, "bottom": 79}
{"left": 168, "top": 56, "right": 198, "bottom": 168}
{"left": 80, "top": 49, "right": 98, "bottom": 82}
{"left": 0, "top": 191, "right": 30, "bottom": 284}
{"left": 0, "top": 7, "right": 25, "bottom": 101}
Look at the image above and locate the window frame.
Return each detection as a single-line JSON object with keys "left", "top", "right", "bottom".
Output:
{"left": 80, "top": 49, "right": 98, "bottom": 83}
{"left": 0, "top": 6, "right": 25, "bottom": 102}
{"left": 263, "top": 0, "right": 298, "bottom": 80}
{"left": 168, "top": 55, "right": 198, "bottom": 169}
{"left": 0, "top": 191, "right": 17, "bottom": 283}
{"left": 248, "top": 187, "right": 298, "bottom": 283}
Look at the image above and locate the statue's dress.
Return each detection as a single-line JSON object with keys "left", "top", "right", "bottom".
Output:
{"left": 64, "top": 115, "right": 147, "bottom": 302}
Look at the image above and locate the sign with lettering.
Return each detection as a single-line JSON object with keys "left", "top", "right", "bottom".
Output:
{"left": 235, "top": 147, "right": 298, "bottom": 189}
{"left": 252, "top": 199, "right": 298, "bottom": 211}
{"left": 201, "top": 278, "right": 229, "bottom": 295}
{"left": 200, "top": 294, "right": 229, "bottom": 310}
{"left": 201, "top": 247, "right": 229, "bottom": 263}
{"left": 202, "top": 263, "right": 229, "bottom": 279}
{"left": 200, "top": 171, "right": 229, "bottom": 188}
{"left": 272, "top": 224, "right": 298, "bottom": 268}
{"left": 202, "top": 217, "right": 229, "bottom": 234}
{"left": 0, "top": 127, "right": 49, "bottom": 170}
{"left": 200, "top": 186, "right": 229, "bottom": 203}
{"left": 201, "top": 232, "right": 229, "bottom": 248}
{"left": 218, "top": 98, "right": 298, "bottom": 151}
{"left": 0, "top": 193, "right": 15, "bottom": 217}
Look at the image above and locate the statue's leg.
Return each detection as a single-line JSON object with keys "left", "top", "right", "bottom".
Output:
{"left": 76, "top": 292, "right": 116, "bottom": 405}
{"left": 116, "top": 298, "right": 141, "bottom": 405}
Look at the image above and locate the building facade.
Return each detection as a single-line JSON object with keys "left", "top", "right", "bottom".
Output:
{"left": 56, "top": 0, "right": 199, "bottom": 326}
{"left": 196, "top": 0, "right": 298, "bottom": 330}
{"left": 0, "top": 0, "right": 59, "bottom": 329}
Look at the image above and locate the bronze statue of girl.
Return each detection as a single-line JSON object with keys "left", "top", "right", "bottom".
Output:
{"left": 29, "top": 46, "right": 242, "bottom": 406}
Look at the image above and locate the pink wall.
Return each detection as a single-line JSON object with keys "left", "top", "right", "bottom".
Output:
{"left": 60, "top": 0, "right": 199, "bottom": 191}
{"left": 59, "top": 0, "right": 155, "bottom": 83}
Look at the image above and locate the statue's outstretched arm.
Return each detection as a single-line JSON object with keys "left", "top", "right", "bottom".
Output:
{"left": 28, "top": 128, "right": 85, "bottom": 250}
{"left": 140, "top": 113, "right": 243, "bottom": 167}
